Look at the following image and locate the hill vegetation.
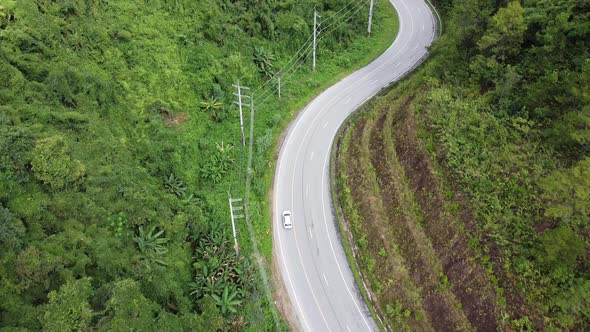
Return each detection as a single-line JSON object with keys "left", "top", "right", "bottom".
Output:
{"left": 335, "top": 0, "right": 589, "bottom": 330}
{"left": 0, "top": 0, "right": 396, "bottom": 330}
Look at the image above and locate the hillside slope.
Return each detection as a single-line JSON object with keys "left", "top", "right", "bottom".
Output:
{"left": 335, "top": 0, "right": 590, "bottom": 330}
{"left": 0, "top": 0, "right": 395, "bottom": 329}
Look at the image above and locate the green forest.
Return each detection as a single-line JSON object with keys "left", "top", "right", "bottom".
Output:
{"left": 335, "top": 0, "right": 590, "bottom": 330}
{"left": 428, "top": 0, "right": 589, "bottom": 328}
{"left": 0, "top": 0, "right": 396, "bottom": 330}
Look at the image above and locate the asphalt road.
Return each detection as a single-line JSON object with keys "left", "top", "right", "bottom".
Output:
{"left": 273, "top": 1, "right": 437, "bottom": 330}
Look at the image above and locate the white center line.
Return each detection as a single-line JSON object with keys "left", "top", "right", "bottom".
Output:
{"left": 323, "top": 121, "right": 329, "bottom": 128}
{"left": 323, "top": 273, "right": 329, "bottom": 286}
{"left": 343, "top": 97, "right": 352, "bottom": 105}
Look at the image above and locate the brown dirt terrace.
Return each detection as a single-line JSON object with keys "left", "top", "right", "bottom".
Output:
{"left": 334, "top": 95, "right": 499, "bottom": 331}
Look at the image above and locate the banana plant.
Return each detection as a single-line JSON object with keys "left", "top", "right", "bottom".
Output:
{"left": 164, "top": 173, "right": 186, "bottom": 197}
{"left": 253, "top": 46, "right": 275, "bottom": 78}
{"left": 200, "top": 97, "right": 224, "bottom": 122}
{"left": 134, "top": 225, "right": 169, "bottom": 265}
{"left": 211, "top": 286, "right": 242, "bottom": 314}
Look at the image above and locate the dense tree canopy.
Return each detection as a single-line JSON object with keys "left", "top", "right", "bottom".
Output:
{"left": 0, "top": 0, "right": 376, "bottom": 329}
{"left": 421, "top": 0, "right": 590, "bottom": 328}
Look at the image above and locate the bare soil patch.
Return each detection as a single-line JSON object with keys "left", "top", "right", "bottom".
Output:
{"left": 343, "top": 112, "right": 432, "bottom": 331}
{"left": 336, "top": 94, "right": 504, "bottom": 331}
{"left": 391, "top": 102, "right": 498, "bottom": 331}
{"left": 162, "top": 113, "right": 189, "bottom": 127}
{"left": 368, "top": 98, "right": 471, "bottom": 331}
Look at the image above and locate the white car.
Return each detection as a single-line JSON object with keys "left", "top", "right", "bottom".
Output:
{"left": 282, "top": 211, "right": 293, "bottom": 229}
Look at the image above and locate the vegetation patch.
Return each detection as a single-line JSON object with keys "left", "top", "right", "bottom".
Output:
{"left": 0, "top": 0, "right": 398, "bottom": 330}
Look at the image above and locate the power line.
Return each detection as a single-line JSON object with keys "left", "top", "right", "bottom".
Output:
{"left": 254, "top": 3, "right": 369, "bottom": 109}
{"left": 254, "top": 41, "right": 314, "bottom": 104}
{"left": 252, "top": 34, "right": 314, "bottom": 96}
{"left": 321, "top": 0, "right": 363, "bottom": 22}
{"left": 254, "top": 2, "right": 360, "bottom": 98}
{"left": 320, "top": 0, "right": 368, "bottom": 40}
{"left": 250, "top": 1, "right": 371, "bottom": 110}
{"left": 240, "top": 0, "right": 370, "bottom": 104}
{"left": 319, "top": 0, "right": 370, "bottom": 36}
{"left": 254, "top": 1, "right": 369, "bottom": 110}
{"left": 255, "top": 45, "right": 313, "bottom": 108}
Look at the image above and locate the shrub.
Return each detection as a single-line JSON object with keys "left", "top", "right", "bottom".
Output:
{"left": 31, "top": 135, "right": 86, "bottom": 191}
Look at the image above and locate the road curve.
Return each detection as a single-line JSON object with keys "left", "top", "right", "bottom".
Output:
{"left": 273, "top": 0, "right": 437, "bottom": 330}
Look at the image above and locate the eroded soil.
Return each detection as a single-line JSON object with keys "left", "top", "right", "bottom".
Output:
{"left": 337, "top": 96, "right": 500, "bottom": 331}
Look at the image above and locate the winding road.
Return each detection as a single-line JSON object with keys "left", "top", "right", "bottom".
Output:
{"left": 273, "top": 0, "right": 437, "bottom": 330}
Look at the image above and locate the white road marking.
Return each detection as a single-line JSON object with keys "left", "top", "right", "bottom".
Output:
{"left": 323, "top": 121, "right": 329, "bottom": 128}
{"left": 310, "top": 151, "right": 314, "bottom": 161}
{"left": 274, "top": 182, "right": 311, "bottom": 331}
{"left": 347, "top": 326, "right": 352, "bottom": 332}
{"left": 323, "top": 273, "right": 329, "bottom": 286}
{"left": 422, "top": 24, "right": 425, "bottom": 31}
{"left": 306, "top": 185, "right": 309, "bottom": 197}
{"left": 309, "top": 228, "right": 313, "bottom": 239}
{"left": 343, "top": 97, "right": 352, "bottom": 105}
{"left": 368, "top": 79, "right": 379, "bottom": 86}
{"left": 321, "top": 152, "right": 373, "bottom": 331}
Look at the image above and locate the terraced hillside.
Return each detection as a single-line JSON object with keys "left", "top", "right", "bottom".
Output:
{"left": 335, "top": 94, "right": 499, "bottom": 331}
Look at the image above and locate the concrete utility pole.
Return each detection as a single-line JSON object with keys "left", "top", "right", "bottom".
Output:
{"left": 277, "top": 71, "right": 281, "bottom": 98}
{"left": 368, "top": 0, "right": 375, "bottom": 35}
{"left": 232, "top": 80, "right": 250, "bottom": 146}
{"left": 228, "top": 192, "right": 244, "bottom": 255}
{"left": 313, "top": 8, "right": 320, "bottom": 72}
{"left": 246, "top": 92, "right": 255, "bottom": 187}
